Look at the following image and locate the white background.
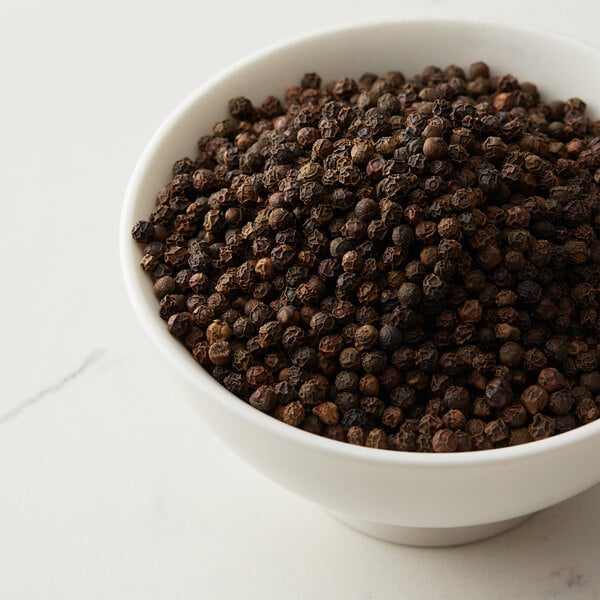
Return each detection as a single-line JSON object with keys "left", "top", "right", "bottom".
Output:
{"left": 1, "top": 1, "right": 599, "bottom": 598}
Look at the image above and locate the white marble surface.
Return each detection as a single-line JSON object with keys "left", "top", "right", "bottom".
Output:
{"left": 1, "top": 1, "right": 600, "bottom": 598}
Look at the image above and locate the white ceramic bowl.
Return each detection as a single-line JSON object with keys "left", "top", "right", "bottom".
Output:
{"left": 121, "top": 19, "right": 600, "bottom": 546}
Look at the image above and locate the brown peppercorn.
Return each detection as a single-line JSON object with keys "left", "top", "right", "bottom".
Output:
{"left": 299, "top": 413, "right": 322, "bottom": 435}
{"left": 254, "top": 257, "right": 275, "bottom": 280}
{"left": 338, "top": 347, "right": 361, "bottom": 371}
{"left": 528, "top": 413, "right": 556, "bottom": 440}
{"left": 509, "top": 428, "right": 533, "bottom": 446}
{"left": 381, "top": 406, "right": 404, "bottom": 429}
{"left": 564, "top": 240, "right": 591, "bottom": 264}
{"left": 378, "top": 365, "right": 401, "bottom": 390}
{"left": 439, "top": 352, "right": 464, "bottom": 375}
{"left": 548, "top": 390, "right": 574, "bottom": 415}
{"left": 485, "top": 377, "right": 513, "bottom": 408}
{"left": 405, "top": 369, "right": 429, "bottom": 390}
{"left": 153, "top": 276, "right": 176, "bottom": 299}
{"left": 494, "top": 322, "right": 520, "bottom": 342}
{"left": 354, "top": 324, "right": 379, "bottom": 351}
{"left": 423, "top": 137, "right": 448, "bottom": 159}
{"left": 442, "top": 409, "right": 466, "bottom": 430}
{"left": 580, "top": 371, "right": 600, "bottom": 393}
{"left": 397, "top": 282, "right": 421, "bottom": 307}
{"left": 458, "top": 299, "right": 483, "bottom": 324}
{"left": 351, "top": 139, "right": 374, "bottom": 165}
{"left": 538, "top": 368, "right": 565, "bottom": 392}
{"left": 280, "top": 401, "right": 305, "bottom": 427}
{"left": 318, "top": 334, "right": 344, "bottom": 357}
{"left": 257, "top": 321, "right": 283, "bottom": 348}
{"left": 415, "top": 433, "right": 434, "bottom": 452}
{"left": 167, "top": 312, "right": 193, "bottom": 338}
{"left": 523, "top": 348, "right": 547, "bottom": 372}
{"left": 208, "top": 340, "right": 232, "bottom": 365}
{"left": 419, "top": 246, "right": 440, "bottom": 268}
{"left": 246, "top": 365, "right": 274, "bottom": 387}
{"left": 298, "top": 380, "right": 327, "bottom": 406}
{"left": 360, "top": 396, "right": 385, "bottom": 419}
{"left": 484, "top": 419, "right": 510, "bottom": 443}
{"left": 365, "top": 428, "right": 389, "bottom": 449}
{"left": 206, "top": 319, "right": 233, "bottom": 344}
{"left": 310, "top": 311, "right": 336, "bottom": 334}
{"left": 430, "top": 373, "right": 452, "bottom": 394}
{"left": 472, "top": 396, "right": 492, "bottom": 419}
{"left": 341, "top": 250, "right": 363, "bottom": 273}
{"left": 437, "top": 217, "right": 462, "bottom": 240}
{"left": 132, "top": 220, "right": 155, "bottom": 243}
{"left": 249, "top": 386, "right": 277, "bottom": 413}
{"left": 504, "top": 251, "right": 526, "bottom": 272}
{"left": 554, "top": 415, "right": 577, "bottom": 433}
{"left": 276, "top": 305, "right": 299, "bottom": 326}
{"left": 468, "top": 370, "right": 488, "bottom": 392}
{"left": 415, "top": 220, "right": 438, "bottom": 243}
{"left": 313, "top": 402, "right": 340, "bottom": 425}
{"left": 192, "top": 341, "right": 210, "bottom": 365}
{"left": 477, "top": 244, "right": 502, "bottom": 269}
{"left": 499, "top": 342, "right": 524, "bottom": 367}
{"left": 520, "top": 385, "right": 549, "bottom": 415}
{"left": 141, "top": 253, "right": 159, "bottom": 273}
{"left": 483, "top": 136, "right": 508, "bottom": 161}
{"left": 357, "top": 281, "right": 380, "bottom": 305}
{"left": 469, "top": 61, "right": 490, "bottom": 79}
{"left": 432, "top": 428, "right": 458, "bottom": 452}
{"left": 359, "top": 374, "right": 380, "bottom": 397}
{"left": 184, "top": 327, "right": 204, "bottom": 351}
{"left": 361, "top": 351, "right": 387, "bottom": 374}
{"left": 443, "top": 386, "right": 469, "bottom": 410}
{"left": 576, "top": 351, "right": 597, "bottom": 373}
{"left": 422, "top": 273, "right": 449, "bottom": 301}
{"left": 439, "top": 239, "right": 463, "bottom": 260}
{"left": 347, "top": 426, "right": 365, "bottom": 446}
{"left": 228, "top": 96, "right": 253, "bottom": 120}
{"left": 576, "top": 398, "right": 600, "bottom": 424}
{"left": 335, "top": 370, "right": 359, "bottom": 393}
{"left": 464, "top": 418, "right": 485, "bottom": 437}
{"left": 501, "top": 404, "right": 528, "bottom": 428}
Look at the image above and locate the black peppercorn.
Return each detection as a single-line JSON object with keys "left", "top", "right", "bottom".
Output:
{"left": 134, "top": 64, "right": 600, "bottom": 452}
{"left": 485, "top": 377, "right": 513, "bottom": 408}
{"left": 528, "top": 413, "right": 556, "bottom": 440}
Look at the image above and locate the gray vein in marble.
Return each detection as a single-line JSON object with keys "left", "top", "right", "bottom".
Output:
{"left": 0, "top": 350, "right": 105, "bottom": 425}
{"left": 547, "top": 566, "right": 587, "bottom": 598}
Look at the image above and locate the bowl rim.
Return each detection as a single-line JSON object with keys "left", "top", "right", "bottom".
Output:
{"left": 120, "top": 16, "right": 600, "bottom": 468}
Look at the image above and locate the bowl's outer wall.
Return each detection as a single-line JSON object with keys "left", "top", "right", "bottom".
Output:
{"left": 179, "top": 371, "right": 600, "bottom": 528}
{"left": 122, "top": 20, "right": 600, "bottom": 528}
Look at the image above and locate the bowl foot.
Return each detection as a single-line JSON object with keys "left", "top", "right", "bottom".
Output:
{"left": 330, "top": 511, "right": 534, "bottom": 547}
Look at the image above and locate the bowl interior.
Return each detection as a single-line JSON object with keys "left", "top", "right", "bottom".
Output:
{"left": 121, "top": 19, "right": 600, "bottom": 465}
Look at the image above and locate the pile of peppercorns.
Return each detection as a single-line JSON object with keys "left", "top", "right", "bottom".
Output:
{"left": 132, "top": 62, "right": 600, "bottom": 452}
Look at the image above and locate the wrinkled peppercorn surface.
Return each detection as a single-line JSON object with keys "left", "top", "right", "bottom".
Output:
{"left": 133, "top": 63, "right": 600, "bottom": 452}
